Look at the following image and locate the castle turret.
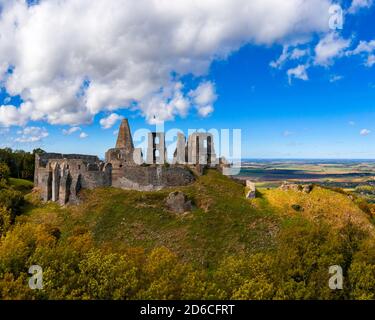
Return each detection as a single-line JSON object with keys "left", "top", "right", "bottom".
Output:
{"left": 105, "top": 118, "right": 138, "bottom": 166}
{"left": 116, "top": 118, "right": 134, "bottom": 152}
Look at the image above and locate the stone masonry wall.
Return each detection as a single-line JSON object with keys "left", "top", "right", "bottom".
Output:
{"left": 35, "top": 153, "right": 111, "bottom": 205}
{"left": 112, "top": 165, "right": 195, "bottom": 191}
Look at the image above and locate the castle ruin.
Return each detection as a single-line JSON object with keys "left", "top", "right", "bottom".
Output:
{"left": 34, "top": 119, "right": 224, "bottom": 204}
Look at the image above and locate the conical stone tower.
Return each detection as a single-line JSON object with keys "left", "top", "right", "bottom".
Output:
{"left": 116, "top": 119, "right": 134, "bottom": 152}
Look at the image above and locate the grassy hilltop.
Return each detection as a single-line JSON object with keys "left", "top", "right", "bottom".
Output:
{"left": 1, "top": 170, "right": 375, "bottom": 299}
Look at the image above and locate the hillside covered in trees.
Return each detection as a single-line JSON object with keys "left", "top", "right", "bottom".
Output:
{"left": 0, "top": 168, "right": 375, "bottom": 300}
{"left": 0, "top": 148, "right": 45, "bottom": 181}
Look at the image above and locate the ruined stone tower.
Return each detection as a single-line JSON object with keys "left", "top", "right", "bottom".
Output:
{"left": 115, "top": 118, "right": 134, "bottom": 151}
{"left": 105, "top": 119, "right": 139, "bottom": 166}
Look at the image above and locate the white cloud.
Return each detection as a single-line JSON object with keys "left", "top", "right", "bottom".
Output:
{"left": 62, "top": 126, "right": 81, "bottom": 135}
{"left": 349, "top": 121, "right": 356, "bottom": 126}
{"left": 189, "top": 82, "right": 217, "bottom": 117}
{"left": 366, "top": 55, "right": 375, "bottom": 67}
{"left": 360, "top": 128, "right": 371, "bottom": 136}
{"left": 0, "top": 103, "right": 30, "bottom": 127}
{"left": 314, "top": 33, "right": 351, "bottom": 66}
{"left": 348, "top": 0, "right": 373, "bottom": 14}
{"left": 290, "top": 48, "right": 309, "bottom": 60}
{"left": 99, "top": 113, "right": 124, "bottom": 129}
{"left": 270, "top": 46, "right": 290, "bottom": 69}
{"left": 348, "top": 40, "right": 375, "bottom": 55}
{"left": 270, "top": 46, "right": 310, "bottom": 69}
{"left": 329, "top": 74, "right": 343, "bottom": 82}
{"left": 79, "top": 132, "right": 88, "bottom": 139}
{"left": 0, "top": 0, "right": 334, "bottom": 126}
{"left": 15, "top": 126, "right": 49, "bottom": 143}
{"left": 347, "top": 40, "right": 375, "bottom": 67}
{"left": 287, "top": 64, "right": 309, "bottom": 84}
{"left": 139, "top": 82, "right": 192, "bottom": 124}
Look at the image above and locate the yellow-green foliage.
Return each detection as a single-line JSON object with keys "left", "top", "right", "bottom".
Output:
{"left": 259, "top": 186, "right": 374, "bottom": 231}
{"left": 1, "top": 170, "right": 375, "bottom": 300}
{"left": 0, "top": 175, "right": 25, "bottom": 236}
{"left": 0, "top": 162, "right": 10, "bottom": 182}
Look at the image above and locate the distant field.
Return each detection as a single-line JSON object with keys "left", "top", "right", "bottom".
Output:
{"left": 237, "top": 159, "right": 375, "bottom": 182}
{"left": 234, "top": 159, "right": 375, "bottom": 202}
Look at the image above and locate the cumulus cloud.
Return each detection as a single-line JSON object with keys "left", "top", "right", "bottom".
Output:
{"left": 0, "top": 0, "right": 334, "bottom": 126}
{"left": 99, "top": 113, "right": 124, "bottom": 129}
{"left": 15, "top": 126, "right": 49, "bottom": 143}
{"left": 79, "top": 132, "right": 88, "bottom": 139}
{"left": 138, "top": 82, "right": 192, "bottom": 124}
{"left": 348, "top": 0, "right": 373, "bottom": 14}
{"left": 347, "top": 40, "right": 375, "bottom": 67}
{"left": 314, "top": 33, "right": 351, "bottom": 66}
{"left": 189, "top": 82, "right": 217, "bottom": 117}
{"left": 0, "top": 103, "right": 31, "bottom": 127}
{"left": 287, "top": 64, "right": 309, "bottom": 84}
{"left": 62, "top": 126, "right": 81, "bottom": 135}
{"left": 360, "top": 128, "right": 371, "bottom": 136}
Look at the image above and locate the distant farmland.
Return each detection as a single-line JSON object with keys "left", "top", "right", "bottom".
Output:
{"left": 234, "top": 160, "right": 375, "bottom": 191}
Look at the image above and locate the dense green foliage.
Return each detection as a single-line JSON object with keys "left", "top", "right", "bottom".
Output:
{"left": 0, "top": 218, "right": 374, "bottom": 300}
{"left": 0, "top": 170, "right": 375, "bottom": 300}
{"left": 0, "top": 148, "right": 45, "bottom": 180}
{"left": 0, "top": 165, "right": 26, "bottom": 237}
{"left": 0, "top": 162, "right": 10, "bottom": 182}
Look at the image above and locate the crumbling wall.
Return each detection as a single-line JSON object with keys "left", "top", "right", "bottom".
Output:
{"left": 35, "top": 153, "right": 111, "bottom": 205}
{"left": 112, "top": 165, "right": 195, "bottom": 191}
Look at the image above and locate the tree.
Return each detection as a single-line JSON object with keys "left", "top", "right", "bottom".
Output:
{"left": 0, "top": 148, "right": 40, "bottom": 180}
{"left": 0, "top": 162, "right": 10, "bottom": 182}
{"left": 33, "top": 148, "right": 46, "bottom": 155}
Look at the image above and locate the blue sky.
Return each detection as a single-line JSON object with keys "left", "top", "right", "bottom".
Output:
{"left": 1, "top": 0, "right": 375, "bottom": 159}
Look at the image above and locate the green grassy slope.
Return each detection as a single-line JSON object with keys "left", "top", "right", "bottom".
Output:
{"left": 8, "top": 178, "right": 34, "bottom": 194}
{"left": 22, "top": 170, "right": 374, "bottom": 269}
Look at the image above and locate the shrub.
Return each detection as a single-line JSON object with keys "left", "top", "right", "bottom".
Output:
{"left": 0, "top": 206, "right": 11, "bottom": 236}
{"left": 0, "top": 163, "right": 10, "bottom": 182}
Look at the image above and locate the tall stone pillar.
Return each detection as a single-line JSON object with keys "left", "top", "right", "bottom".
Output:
{"left": 173, "top": 132, "right": 186, "bottom": 164}
{"left": 59, "top": 164, "right": 71, "bottom": 206}
{"left": 187, "top": 133, "right": 199, "bottom": 165}
{"left": 51, "top": 162, "right": 61, "bottom": 202}
{"left": 187, "top": 133, "right": 217, "bottom": 166}
{"left": 146, "top": 132, "right": 166, "bottom": 164}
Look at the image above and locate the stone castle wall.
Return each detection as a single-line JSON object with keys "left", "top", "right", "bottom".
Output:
{"left": 35, "top": 154, "right": 112, "bottom": 205}
{"left": 112, "top": 165, "right": 195, "bottom": 191}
